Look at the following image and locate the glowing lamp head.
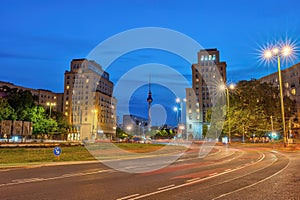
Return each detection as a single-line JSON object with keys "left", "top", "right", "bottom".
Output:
{"left": 219, "top": 84, "right": 226, "bottom": 91}
{"left": 264, "top": 50, "right": 273, "bottom": 59}
{"left": 176, "top": 98, "right": 180, "bottom": 103}
{"left": 229, "top": 84, "right": 235, "bottom": 90}
{"left": 272, "top": 47, "right": 279, "bottom": 55}
{"left": 282, "top": 45, "right": 292, "bottom": 56}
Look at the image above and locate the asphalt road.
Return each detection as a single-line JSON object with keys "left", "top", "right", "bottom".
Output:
{"left": 0, "top": 144, "right": 299, "bottom": 200}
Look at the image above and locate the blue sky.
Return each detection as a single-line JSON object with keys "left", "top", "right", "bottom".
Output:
{"left": 1, "top": 0, "right": 300, "bottom": 125}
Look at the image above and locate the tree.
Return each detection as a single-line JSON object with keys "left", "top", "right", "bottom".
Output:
{"left": 6, "top": 88, "right": 36, "bottom": 121}
{"left": 28, "top": 106, "right": 58, "bottom": 135}
{"left": 116, "top": 127, "right": 129, "bottom": 139}
{"left": 0, "top": 98, "right": 15, "bottom": 120}
{"left": 0, "top": 86, "right": 70, "bottom": 136}
{"left": 225, "top": 80, "right": 296, "bottom": 139}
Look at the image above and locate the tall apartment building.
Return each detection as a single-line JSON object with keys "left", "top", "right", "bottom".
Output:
{"left": 63, "top": 59, "right": 117, "bottom": 141}
{"left": 185, "top": 49, "right": 227, "bottom": 139}
{"left": 0, "top": 81, "right": 63, "bottom": 113}
{"left": 259, "top": 62, "right": 300, "bottom": 138}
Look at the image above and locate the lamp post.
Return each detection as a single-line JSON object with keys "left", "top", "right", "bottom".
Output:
{"left": 220, "top": 84, "right": 235, "bottom": 143}
{"left": 92, "top": 109, "right": 98, "bottom": 140}
{"left": 174, "top": 97, "right": 186, "bottom": 124}
{"left": 46, "top": 102, "right": 56, "bottom": 118}
{"left": 263, "top": 44, "right": 293, "bottom": 147}
{"left": 173, "top": 106, "right": 179, "bottom": 124}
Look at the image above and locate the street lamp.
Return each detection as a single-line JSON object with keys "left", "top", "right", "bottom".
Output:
{"left": 173, "top": 106, "right": 179, "bottom": 124}
{"left": 262, "top": 43, "right": 294, "bottom": 147}
{"left": 220, "top": 83, "right": 235, "bottom": 143}
{"left": 46, "top": 102, "right": 56, "bottom": 118}
{"left": 92, "top": 109, "right": 98, "bottom": 140}
{"left": 174, "top": 97, "right": 186, "bottom": 124}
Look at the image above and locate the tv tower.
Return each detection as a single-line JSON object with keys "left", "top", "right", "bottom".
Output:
{"left": 146, "top": 76, "right": 153, "bottom": 131}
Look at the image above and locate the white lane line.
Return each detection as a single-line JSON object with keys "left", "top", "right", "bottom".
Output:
{"left": 116, "top": 193, "right": 140, "bottom": 200}
{"left": 12, "top": 177, "right": 45, "bottom": 183}
{"left": 186, "top": 178, "right": 201, "bottom": 183}
{"left": 129, "top": 152, "right": 266, "bottom": 200}
{"left": 224, "top": 169, "right": 231, "bottom": 172}
{"left": 209, "top": 172, "right": 218, "bottom": 176}
{"left": 0, "top": 169, "right": 112, "bottom": 187}
{"left": 212, "top": 153, "right": 290, "bottom": 200}
{"left": 158, "top": 184, "right": 175, "bottom": 190}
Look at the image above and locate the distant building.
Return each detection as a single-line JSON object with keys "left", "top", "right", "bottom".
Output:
{"left": 0, "top": 81, "right": 63, "bottom": 112}
{"left": 123, "top": 114, "right": 148, "bottom": 135}
{"left": 63, "top": 59, "right": 117, "bottom": 141}
{"left": 186, "top": 48, "right": 227, "bottom": 140}
{"left": 259, "top": 62, "right": 300, "bottom": 138}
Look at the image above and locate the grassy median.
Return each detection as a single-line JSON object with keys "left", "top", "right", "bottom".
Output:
{"left": 0, "top": 143, "right": 176, "bottom": 165}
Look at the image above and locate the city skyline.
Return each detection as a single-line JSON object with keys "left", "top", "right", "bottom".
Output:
{"left": 1, "top": 0, "right": 300, "bottom": 125}
{"left": 1, "top": 0, "right": 300, "bottom": 92}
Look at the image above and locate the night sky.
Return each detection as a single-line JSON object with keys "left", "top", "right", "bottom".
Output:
{"left": 1, "top": 0, "right": 300, "bottom": 125}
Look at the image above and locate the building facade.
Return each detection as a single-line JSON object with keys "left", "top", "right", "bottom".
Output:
{"left": 122, "top": 114, "right": 148, "bottom": 136}
{"left": 259, "top": 62, "right": 300, "bottom": 138}
{"left": 0, "top": 81, "right": 63, "bottom": 112}
{"left": 186, "top": 48, "right": 227, "bottom": 139}
{"left": 63, "top": 59, "right": 117, "bottom": 141}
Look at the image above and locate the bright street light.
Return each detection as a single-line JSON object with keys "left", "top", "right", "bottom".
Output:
{"left": 46, "top": 102, "right": 56, "bottom": 118}
{"left": 174, "top": 97, "right": 186, "bottom": 125}
{"left": 92, "top": 109, "right": 98, "bottom": 140}
{"left": 262, "top": 43, "right": 294, "bottom": 147}
{"left": 219, "top": 83, "right": 235, "bottom": 143}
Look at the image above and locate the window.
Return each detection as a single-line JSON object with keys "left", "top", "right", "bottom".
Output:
{"left": 285, "top": 82, "right": 289, "bottom": 88}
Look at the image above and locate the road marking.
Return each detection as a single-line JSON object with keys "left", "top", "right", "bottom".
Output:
{"left": 209, "top": 172, "right": 218, "bottom": 176}
{"left": 12, "top": 178, "right": 45, "bottom": 183}
{"left": 186, "top": 177, "right": 201, "bottom": 182}
{"left": 224, "top": 169, "right": 231, "bottom": 172}
{"left": 158, "top": 184, "right": 175, "bottom": 190}
{"left": 0, "top": 169, "right": 112, "bottom": 187}
{"left": 212, "top": 152, "right": 290, "bottom": 200}
{"left": 116, "top": 193, "right": 140, "bottom": 200}
{"left": 128, "top": 151, "right": 266, "bottom": 200}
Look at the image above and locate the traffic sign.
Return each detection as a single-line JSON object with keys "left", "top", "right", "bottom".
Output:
{"left": 53, "top": 146, "right": 62, "bottom": 156}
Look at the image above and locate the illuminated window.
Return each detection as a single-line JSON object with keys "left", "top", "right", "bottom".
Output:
{"left": 66, "top": 85, "right": 70, "bottom": 90}
{"left": 212, "top": 54, "right": 216, "bottom": 60}
{"left": 285, "top": 82, "right": 289, "bottom": 88}
{"left": 292, "top": 88, "right": 296, "bottom": 95}
{"left": 200, "top": 55, "right": 204, "bottom": 61}
{"left": 65, "top": 112, "right": 68, "bottom": 116}
{"left": 66, "top": 101, "right": 69, "bottom": 105}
